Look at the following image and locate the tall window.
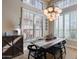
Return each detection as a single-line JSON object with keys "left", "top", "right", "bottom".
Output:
{"left": 22, "top": 9, "right": 34, "bottom": 39}
{"left": 59, "top": 15, "right": 64, "bottom": 38}
{"left": 54, "top": 17, "right": 59, "bottom": 37}
{"left": 54, "top": 10, "right": 77, "bottom": 41}
{"left": 64, "top": 13, "right": 70, "bottom": 39}
{"left": 54, "top": 15, "right": 64, "bottom": 38}
{"left": 34, "top": 14, "right": 43, "bottom": 38}
{"left": 54, "top": 0, "right": 77, "bottom": 41}
{"left": 22, "top": 8, "right": 44, "bottom": 39}
{"left": 70, "top": 11, "right": 77, "bottom": 40}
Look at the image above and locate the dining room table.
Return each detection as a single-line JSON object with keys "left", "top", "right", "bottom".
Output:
{"left": 27, "top": 37, "right": 66, "bottom": 59}
{"left": 30, "top": 38, "right": 66, "bottom": 49}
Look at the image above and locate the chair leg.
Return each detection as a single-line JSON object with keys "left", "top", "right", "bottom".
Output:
{"left": 28, "top": 52, "right": 30, "bottom": 59}
{"left": 53, "top": 54, "right": 56, "bottom": 59}
{"left": 64, "top": 46, "right": 66, "bottom": 54}
{"left": 60, "top": 48, "right": 63, "bottom": 59}
{"left": 35, "top": 57, "right": 37, "bottom": 59}
{"left": 39, "top": 56, "right": 42, "bottom": 59}
{"left": 44, "top": 52, "right": 47, "bottom": 59}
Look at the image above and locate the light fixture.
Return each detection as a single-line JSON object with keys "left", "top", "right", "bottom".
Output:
{"left": 43, "top": 1, "right": 62, "bottom": 21}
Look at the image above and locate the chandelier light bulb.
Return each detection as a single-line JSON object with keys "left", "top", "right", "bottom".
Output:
{"left": 48, "top": 13, "right": 51, "bottom": 16}
{"left": 44, "top": 9, "right": 48, "bottom": 16}
{"left": 52, "top": 12, "right": 55, "bottom": 17}
{"left": 54, "top": 7, "right": 62, "bottom": 13}
{"left": 48, "top": 7, "right": 53, "bottom": 12}
{"left": 56, "top": 13, "right": 60, "bottom": 17}
{"left": 58, "top": 9, "right": 62, "bottom": 13}
{"left": 53, "top": 16, "right": 55, "bottom": 19}
{"left": 49, "top": 18, "right": 53, "bottom": 21}
{"left": 52, "top": 15, "right": 56, "bottom": 20}
{"left": 47, "top": 15, "right": 51, "bottom": 19}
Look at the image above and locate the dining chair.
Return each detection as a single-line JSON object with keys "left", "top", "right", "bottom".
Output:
{"left": 27, "top": 45, "right": 46, "bottom": 59}
{"left": 54, "top": 40, "right": 66, "bottom": 54}
{"left": 46, "top": 40, "right": 66, "bottom": 59}
{"left": 46, "top": 46, "right": 61, "bottom": 59}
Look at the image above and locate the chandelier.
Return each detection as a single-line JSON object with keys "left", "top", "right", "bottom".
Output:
{"left": 44, "top": 4, "right": 62, "bottom": 21}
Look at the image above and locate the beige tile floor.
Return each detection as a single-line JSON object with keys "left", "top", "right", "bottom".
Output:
{"left": 13, "top": 47, "right": 77, "bottom": 59}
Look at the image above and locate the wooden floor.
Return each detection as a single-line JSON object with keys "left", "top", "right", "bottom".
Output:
{"left": 13, "top": 47, "right": 77, "bottom": 59}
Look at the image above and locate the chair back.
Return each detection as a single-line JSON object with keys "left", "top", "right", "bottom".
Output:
{"left": 27, "top": 45, "right": 44, "bottom": 52}
{"left": 62, "top": 40, "right": 66, "bottom": 44}
{"left": 27, "top": 45, "right": 38, "bottom": 51}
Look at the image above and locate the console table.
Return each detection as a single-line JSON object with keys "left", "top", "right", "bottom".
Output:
{"left": 2, "top": 35, "right": 23, "bottom": 59}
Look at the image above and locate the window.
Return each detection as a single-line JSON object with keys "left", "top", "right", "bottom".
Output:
{"left": 22, "top": 8, "right": 34, "bottom": 39}
{"left": 66, "top": 0, "right": 70, "bottom": 7}
{"left": 34, "top": 14, "right": 43, "bottom": 37}
{"left": 36, "top": 0, "right": 43, "bottom": 10}
{"left": 59, "top": 15, "right": 64, "bottom": 38}
{"left": 54, "top": 17, "right": 59, "bottom": 37}
{"left": 70, "top": 0, "right": 77, "bottom": 5}
{"left": 70, "top": 11, "right": 77, "bottom": 39}
{"left": 21, "top": 8, "right": 47, "bottom": 39}
{"left": 54, "top": 15, "right": 64, "bottom": 38}
{"left": 55, "top": 0, "right": 77, "bottom": 9}
{"left": 54, "top": 11, "right": 77, "bottom": 40}
{"left": 23, "top": 0, "right": 43, "bottom": 10}
{"left": 64, "top": 13, "right": 70, "bottom": 39}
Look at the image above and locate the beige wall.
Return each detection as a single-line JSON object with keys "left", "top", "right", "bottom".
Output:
{"left": 2, "top": 0, "right": 21, "bottom": 30}
{"left": 2, "top": 0, "right": 21, "bottom": 32}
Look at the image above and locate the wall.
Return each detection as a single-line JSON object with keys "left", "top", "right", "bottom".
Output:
{"left": 2, "top": 0, "right": 21, "bottom": 32}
